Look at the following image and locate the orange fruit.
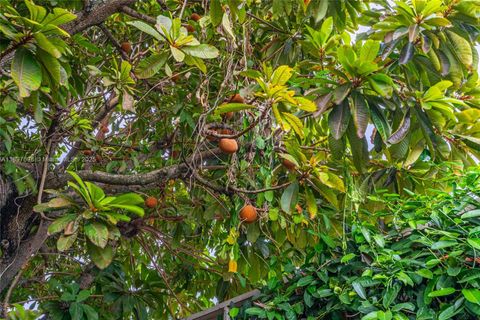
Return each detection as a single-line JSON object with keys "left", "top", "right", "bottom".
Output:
{"left": 239, "top": 204, "right": 257, "bottom": 223}
{"left": 171, "top": 74, "right": 180, "bottom": 82}
{"left": 282, "top": 159, "right": 296, "bottom": 170}
{"left": 223, "top": 111, "right": 234, "bottom": 120}
{"left": 219, "top": 138, "right": 238, "bottom": 154}
{"left": 185, "top": 24, "right": 195, "bottom": 33}
{"left": 190, "top": 13, "right": 201, "bottom": 21}
{"left": 83, "top": 150, "right": 93, "bottom": 156}
{"left": 121, "top": 41, "right": 132, "bottom": 54}
{"left": 145, "top": 197, "right": 158, "bottom": 208}
{"left": 230, "top": 93, "right": 244, "bottom": 103}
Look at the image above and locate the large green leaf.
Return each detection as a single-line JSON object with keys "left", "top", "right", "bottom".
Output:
{"left": 280, "top": 182, "right": 299, "bottom": 213}
{"left": 87, "top": 240, "right": 114, "bottom": 269}
{"left": 351, "top": 92, "right": 369, "bottom": 138}
{"left": 182, "top": 44, "right": 219, "bottom": 59}
{"left": 328, "top": 100, "right": 350, "bottom": 140}
{"left": 11, "top": 48, "right": 42, "bottom": 98}
{"left": 135, "top": 52, "right": 168, "bottom": 79}
{"left": 84, "top": 222, "right": 109, "bottom": 248}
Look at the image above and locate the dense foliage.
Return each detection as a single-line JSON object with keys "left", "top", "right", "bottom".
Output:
{"left": 237, "top": 168, "right": 480, "bottom": 320}
{"left": 0, "top": 0, "right": 479, "bottom": 319}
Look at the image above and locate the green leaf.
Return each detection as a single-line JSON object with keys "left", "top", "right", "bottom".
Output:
{"left": 427, "top": 287, "right": 455, "bottom": 297}
{"left": 328, "top": 100, "right": 350, "bottom": 140}
{"left": 431, "top": 240, "right": 457, "bottom": 250}
{"left": 468, "top": 238, "right": 480, "bottom": 250}
{"left": 463, "top": 289, "right": 480, "bottom": 305}
{"left": 135, "top": 52, "right": 168, "bottom": 79}
{"left": 81, "top": 305, "right": 98, "bottom": 320}
{"left": 280, "top": 182, "right": 298, "bottom": 213}
{"left": 282, "top": 112, "right": 304, "bottom": 138}
{"left": 461, "top": 209, "right": 480, "bottom": 219}
{"left": 48, "top": 214, "right": 76, "bottom": 235}
{"left": 215, "top": 103, "right": 255, "bottom": 115}
{"left": 182, "top": 44, "right": 219, "bottom": 59}
{"left": 127, "top": 20, "right": 163, "bottom": 41}
{"left": 87, "top": 241, "right": 114, "bottom": 269}
{"left": 387, "top": 109, "right": 411, "bottom": 145}
{"left": 297, "top": 275, "right": 314, "bottom": 287}
{"left": 399, "top": 42, "right": 414, "bottom": 65}
{"left": 210, "top": 0, "right": 223, "bottom": 26}
{"left": 359, "top": 40, "right": 380, "bottom": 63}
{"left": 109, "top": 193, "right": 144, "bottom": 205}
{"left": 69, "top": 302, "right": 83, "bottom": 320}
{"left": 34, "top": 33, "right": 61, "bottom": 58}
{"left": 11, "top": 48, "right": 42, "bottom": 98}
{"left": 109, "top": 204, "right": 145, "bottom": 217}
{"left": 36, "top": 48, "right": 61, "bottom": 84}
{"left": 270, "top": 65, "right": 293, "bottom": 86}
{"left": 76, "top": 290, "right": 91, "bottom": 303}
{"left": 84, "top": 222, "right": 109, "bottom": 248}
{"left": 57, "top": 233, "right": 77, "bottom": 252}
{"left": 446, "top": 30, "right": 473, "bottom": 68}
{"left": 352, "top": 92, "right": 369, "bottom": 138}
{"left": 333, "top": 83, "right": 351, "bottom": 104}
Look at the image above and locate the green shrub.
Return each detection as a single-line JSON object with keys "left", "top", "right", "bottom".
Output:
{"left": 237, "top": 169, "right": 480, "bottom": 320}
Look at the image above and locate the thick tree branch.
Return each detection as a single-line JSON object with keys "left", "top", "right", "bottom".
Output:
{"left": 62, "top": 0, "right": 138, "bottom": 35}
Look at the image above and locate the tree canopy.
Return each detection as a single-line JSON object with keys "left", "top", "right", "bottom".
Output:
{"left": 0, "top": 0, "right": 479, "bottom": 319}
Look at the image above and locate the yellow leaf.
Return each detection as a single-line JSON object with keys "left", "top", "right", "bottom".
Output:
{"left": 270, "top": 65, "right": 293, "bottom": 86}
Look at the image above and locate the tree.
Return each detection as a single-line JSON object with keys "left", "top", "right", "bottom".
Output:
{"left": 0, "top": 0, "right": 478, "bottom": 319}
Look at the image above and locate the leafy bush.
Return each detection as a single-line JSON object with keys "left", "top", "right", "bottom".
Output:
{"left": 237, "top": 169, "right": 480, "bottom": 320}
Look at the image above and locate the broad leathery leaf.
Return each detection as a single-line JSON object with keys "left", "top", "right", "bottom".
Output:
{"left": 48, "top": 214, "right": 77, "bottom": 235}
{"left": 347, "top": 122, "right": 369, "bottom": 173}
{"left": 414, "top": 105, "right": 437, "bottom": 159}
{"left": 34, "top": 33, "right": 61, "bottom": 58}
{"left": 11, "top": 48, "right": 42, "bottom": 98}
{"left": 369, "top": 102, "right": 391, "bottom": 141}
{"left": 333, "top": 83, "right": 351, "bottom": 104}
{"left": 215, "top": 103, "right": 255, "bottom": 115}
{"left": 328, "top": 135, "right": 345, "bottom": 160}
{"left": 399, "top": 42, "right": 414, "bottom": 65}
{"left": 352, "top": 92, "right": 369, "bottom": 138}
{"left": 463, "top": 289, "right": 480, "bottom": 305}
{"left": 446, "top": 30, "right": 473, "bottom": 68}
{"left": 304, "top": 188, "right": 317, "bottom": 219}
{"left": 57, "top": 233, "right": 77, "bottom": 252}
{"left": 41, "top": 7, "right": 76, "bottom": 26}
{"left": 109, "top": 204, "right": 144, "bottom": 217}
{"left": 431, "top": 240, "right": 457, "bottom": 250}
{"left": 427, "top": 287, "right": 455, "bottom": 297}
{"left": 25, "top": 0, "right": 46, "bottom": 21}
{"left": 109, "top": 193, "right": 144, "bottom": 205}
{"left": 135, "top": 52, "right": 168, "bottom": 79}
{"left": 84, "top": 222, "right": 109, "bottom": 248}
{"left": 36, "top": 48, "right": 61, "bottom": 84}
{"left": 280, "top": 182, "right": 299, "bottom": 213}
{"left": 314, "top": 92, "right": 332, "bottom": 116}
{"left": 87, "top": 240, "right": 114, "bottom": 269}
{"left": 282, "top": 112, "right": 304, "bottom": 138}
{"left": 210, "top": 0, "right": 223, "bottom": 26}
{"left": 359, "top": 40, "right": 380, "bottom": 63}
{"left": 387, "top": 108, "right": 411, "bottom": 144}
{"left": 182, "top": 44, "right": 219, "bottom": 59}
{"left": 368, "top": 73, "right": 393, "bottom": 97}
{"left": 270, "top": 65, "right": 293, "bottom": 86}
{"left": 310, "top": 178, "right": 339, "bottom": 209}
{"left": 461, "top": 209, "right": 480, "bottom": 219}
{"left": 468, "top": 238, "right": 480, "bottom": 250}
{"left": 293, "top": 97, "right": 316, "bottom": 112}
{"left": 127, "top": 20, "right": 163, "bottom": 41}
{"left": 328, "top": 99, "right": 350, "bottom": 140}
{"left": 319, "top": 17, "right": 333, "bottom": 45}
{"left": 352, "top": 281, "right": 367, "bottom": 299}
